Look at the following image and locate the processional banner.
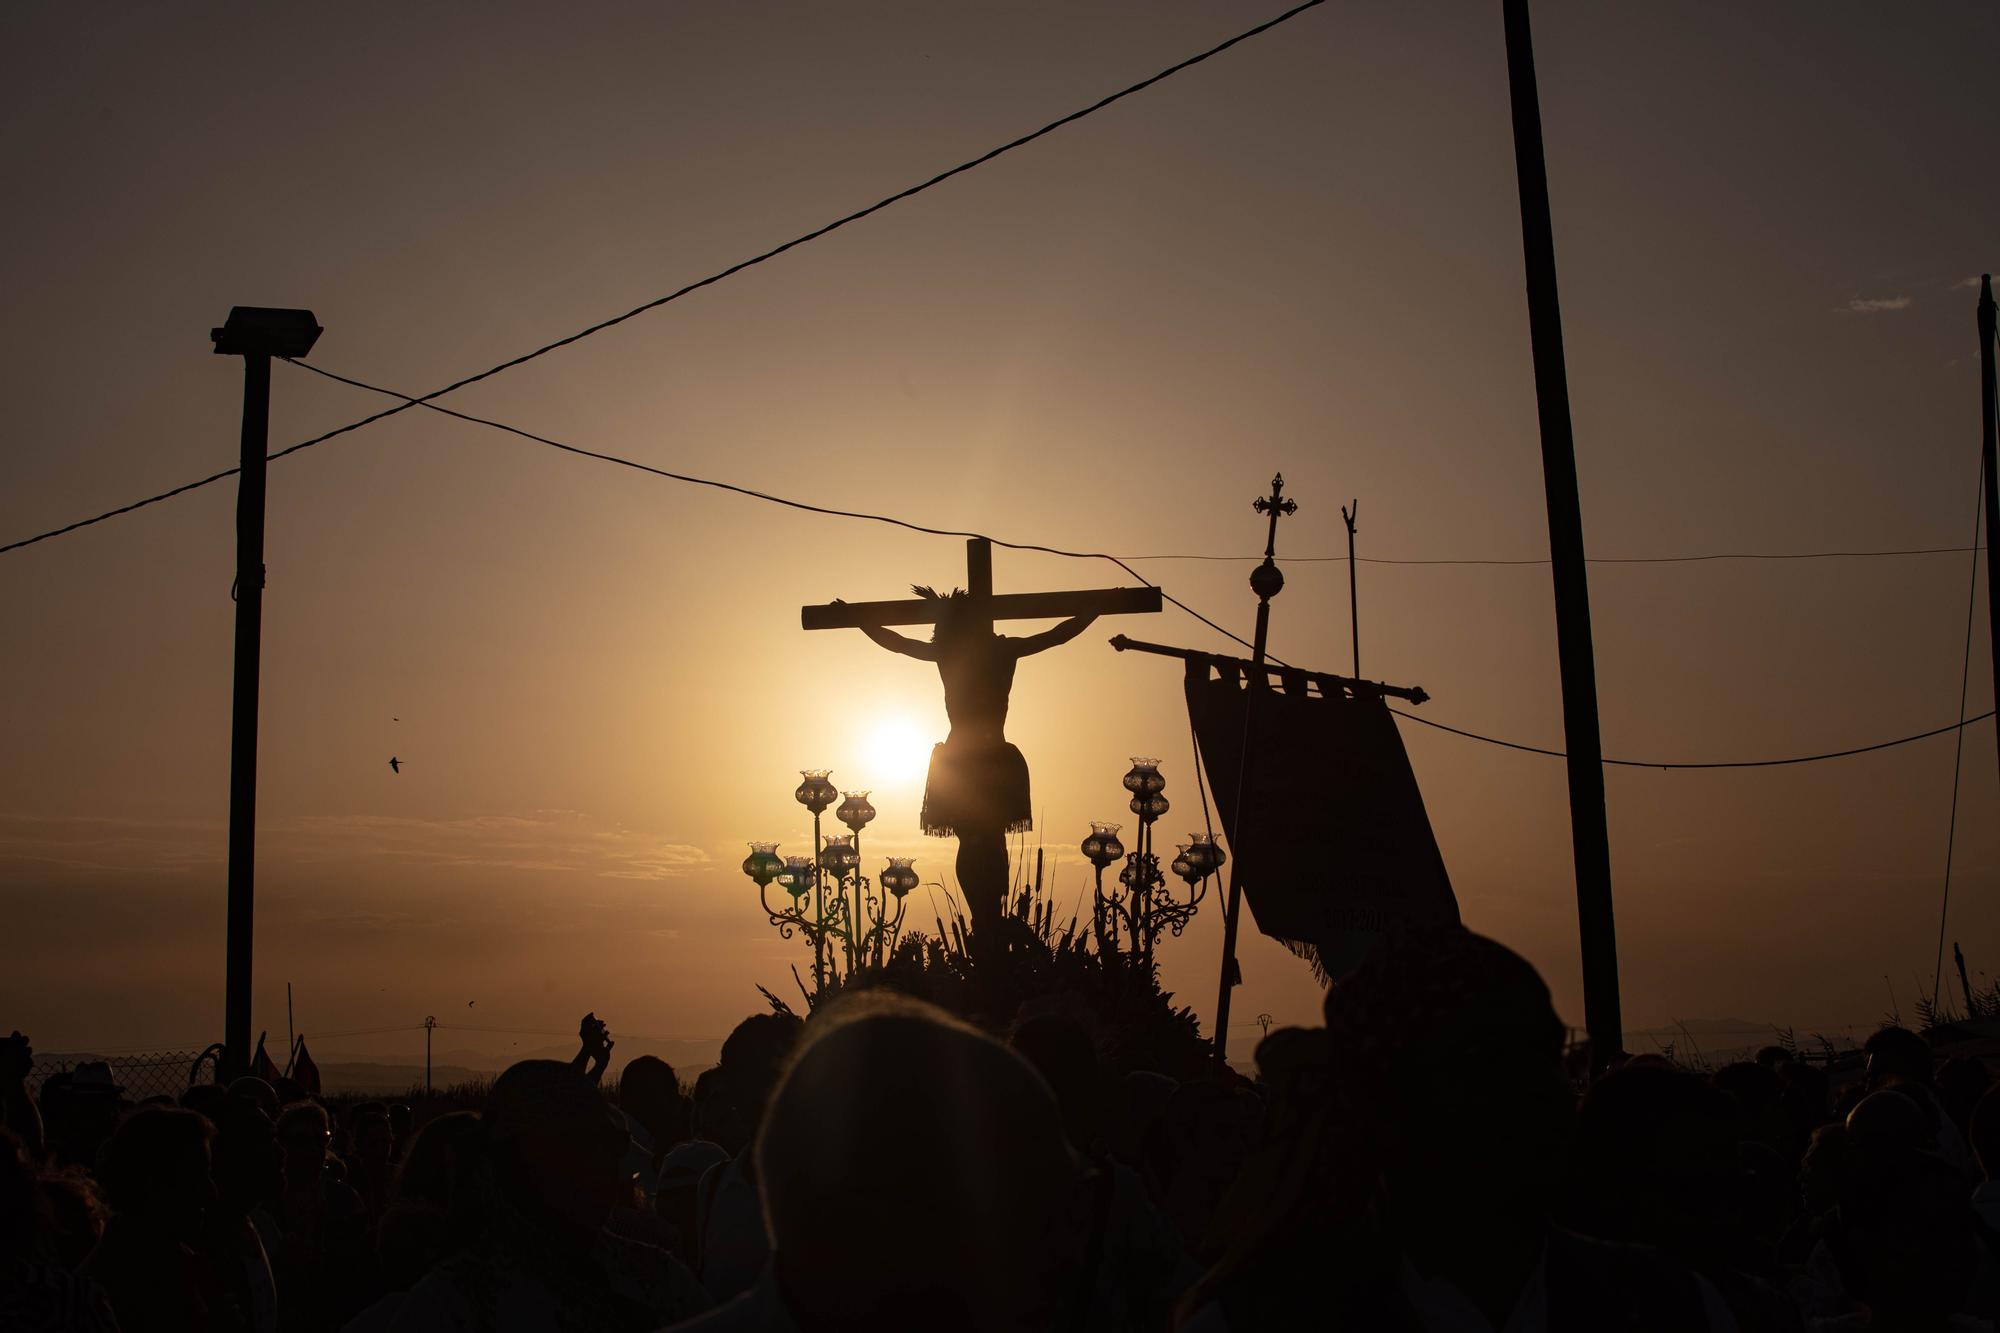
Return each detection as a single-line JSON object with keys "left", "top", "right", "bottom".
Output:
{"left": 1184, "top": 657, "right": 1459, "bottom": 980}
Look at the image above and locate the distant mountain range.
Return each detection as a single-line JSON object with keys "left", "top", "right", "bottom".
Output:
{"left": 311, "top": 1035, "right": 727, "bottom": 1094}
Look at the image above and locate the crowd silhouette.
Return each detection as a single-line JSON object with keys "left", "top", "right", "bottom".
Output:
{"left": 8, "top": 928, "right": 2000, "bottom": 1331}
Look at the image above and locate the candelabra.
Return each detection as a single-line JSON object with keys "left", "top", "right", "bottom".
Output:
{"left": 747, "top": 775, "right": 922, "bottom": 998}
{"left": 1082, "top": 760, "right": 1218, "bottom": 970}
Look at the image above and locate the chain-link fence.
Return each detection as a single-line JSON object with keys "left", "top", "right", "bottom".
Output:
{"left": 28, "top": 1050, "right": 209, "bottom": 1102}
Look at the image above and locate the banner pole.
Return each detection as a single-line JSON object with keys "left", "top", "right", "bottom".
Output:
{"left": 1213, "top": 474, "right": 1297, "bottom": 1064}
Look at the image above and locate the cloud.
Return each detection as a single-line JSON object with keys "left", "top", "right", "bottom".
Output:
{"left": 0, "top": 808, "right": 710, "bottom": 883}
{"left": 272, "top": 810, "right": 711, "bottom": 880}
{"left": 0, "top": 813, "right": 221, "bottom": 877}
{"left": 1843, "top": 296, "right": 1913, "bottom": 314}
{"left": 1952, "top": 276, "right": 1982, "bottom": 291}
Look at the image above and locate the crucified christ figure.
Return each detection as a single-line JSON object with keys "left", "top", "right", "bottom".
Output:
{"left": 845, "top": 587, "right": 1098, "bottom": 943}
{"left": 804, "top": 538, "right": 1160, "bottom": 959}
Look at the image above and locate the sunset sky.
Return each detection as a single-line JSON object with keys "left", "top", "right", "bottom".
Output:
{"left": 3, "top": 1, "right": 1996, "bottom": 1066}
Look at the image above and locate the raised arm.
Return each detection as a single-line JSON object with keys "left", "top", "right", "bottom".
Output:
{"left": 844, "top": 602, "right": 938, "bottom": 661}
{"left": 1008, "top": 613, "right": 1099, "bottom": 658}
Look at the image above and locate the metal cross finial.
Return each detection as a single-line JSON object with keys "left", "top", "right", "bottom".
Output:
{"left": 1252, "top": 473, "right": 1298, "bottom": 562}
{"left": 1248, "top": 473, "right": 1298, "bottom": 611}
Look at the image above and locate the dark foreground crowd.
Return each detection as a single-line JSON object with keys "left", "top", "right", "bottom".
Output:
{"left": 8, "top": 929, "right": 2000, "bottom": 1332}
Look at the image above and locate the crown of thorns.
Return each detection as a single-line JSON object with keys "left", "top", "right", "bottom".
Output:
{"left": 910, "top": 585, "right": 968, "bottom": 600}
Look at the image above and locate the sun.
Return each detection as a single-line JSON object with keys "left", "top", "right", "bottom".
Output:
{"left": 862, "top": 714, "right": 934, "bottom": 788}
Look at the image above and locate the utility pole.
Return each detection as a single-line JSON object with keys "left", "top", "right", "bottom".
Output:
{"left": 211, "top": 307, "right": 321, "bottom": 1077}
{"left": 1341, "top": 500, "right": 1360, "bottom": 677}
{"left": 424, "top": 1015, "right": 437, "bottom": 1097}
{"left": 1979, "top": 276, "right": 1998, "bottom": 788}
{"left": 1501, "top": 0, "right": 1623, "bottom": 1071}
{"left": 1213, "top": 473, "right": 1296, "bottom": 1065}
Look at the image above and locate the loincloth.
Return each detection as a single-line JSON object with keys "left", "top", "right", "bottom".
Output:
{"left": 920, "top": 739, "right": 1032, "bottom": 837}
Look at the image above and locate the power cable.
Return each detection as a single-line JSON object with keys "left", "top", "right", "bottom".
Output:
{"left": 1932, "top": 452, "right": 1986, "bottom": 1002}
{"left": 1390, "top": 705, "right": 1995, "bottom": 770}
{"left": 305, "top": 1024, "right": 425, "bottom": 1041}
{"left": 0, "top": 0, "right": 1328, "bottom": 559}
{"left": 285, "top": 359, "right": 1267, "bottom": 656}
{"left": 1123, "top": 547, "right": 1986, "bottom": 566}
{"left": 298, "top": 358, "right": 1999, "bottom": 774}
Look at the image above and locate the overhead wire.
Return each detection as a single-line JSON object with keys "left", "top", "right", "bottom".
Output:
{"left": 1390, "top": 705, "right": 1995, "bottom": 770}
{"left": 0, "top": 0, "right": 1329, "bottom": 559}
{"left": 1932, "top": 451, "right": 1988, "bottom": 1002}
{"left": 284, "top": 359, "right": 1268, "bottom": 657}
{"left": 294, "top": 357, "right": 1997, "bottom": 773}
{"left": 1121, "top": 547, "right": 1986, "bottom": 566}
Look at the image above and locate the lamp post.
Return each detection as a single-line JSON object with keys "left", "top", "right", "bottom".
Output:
{"left": 211, "top": 306, "right": 321, "bottom": 1077}
{"left": 1080, "top": 821, "right": 1125, "bottom": 964}
{"left": 792, "top": 771, "right": 838, "bottom": 989}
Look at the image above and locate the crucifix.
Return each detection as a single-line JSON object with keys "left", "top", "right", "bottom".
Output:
{"left": 803, "top": 538, "right": 1161, "bottom": 953}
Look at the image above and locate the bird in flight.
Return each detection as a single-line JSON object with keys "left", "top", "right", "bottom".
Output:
{"left": 388, "top": 756, "right": 402, "bottom": 774}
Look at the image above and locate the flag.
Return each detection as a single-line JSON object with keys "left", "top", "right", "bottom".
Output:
{"left": 290, "top": 1038, "right": 322, "bottom": 1096}
{"left": 1185, "top": 656, "right": 1458, "bottom": 980}
{"left": 250, "top": 1032, "right": 280, "bottom": 1083}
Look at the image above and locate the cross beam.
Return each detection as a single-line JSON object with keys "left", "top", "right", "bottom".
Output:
{"left": 801, "top": 538, "right": 1161, "bottom": 630}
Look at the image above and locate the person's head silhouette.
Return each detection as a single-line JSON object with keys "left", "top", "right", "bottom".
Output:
{"left": 95, "top": 1106, "right": 215, "bottom": 1243}
{"left": 377, "top": 1110, "right": 487, "bottom": 1289}
{"left": 1188, "top": 928, "right": 1579, "bottom": 1332}
{"left": 1569, "top": 1062, "right": 1746, "bottom": 1270}
{"left": 1836, "top": 1102, "right": 1980, "bottom": 1322}
{"left": 481, "top": 1060, "right": 628, "bottom": 1250}
{"left": 706, "top": 1013, "right": 803, "bottom": 1157}
{"left": 276, "top": 1101, "right": 331, "bottom": 1192}
{"left": 1009, "top": 1012, "right": 1104, "bottom": 1155}
{"left": 915, "top": 586, "right": 987, "bottom": 646}
{"left": 1863, "top": 1025, "right": 1934, "bottom": 1091}
{"left": 617, "top": 1055, "right": 687, "bottom": 1148}
{"left": 1323, "top": 927, "right": 1572, "bottom": 1247}
{"left": 755, "top": 993, "right": 1086, "bottom": 1333}
{"left": 211, "top": 1099, "right": 282, "bottom": 1216}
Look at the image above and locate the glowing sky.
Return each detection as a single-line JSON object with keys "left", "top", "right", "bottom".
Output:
{"left": 3, "top": 1, "right": 1996, "bottom": 1064}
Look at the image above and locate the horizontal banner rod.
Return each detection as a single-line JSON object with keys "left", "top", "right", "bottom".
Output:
{"left": 1108, "top": 633, "right": 1431, "bottom": 705}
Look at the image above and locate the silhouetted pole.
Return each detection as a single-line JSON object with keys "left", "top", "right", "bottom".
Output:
{"left": 423, "top": 1015, "right": 436, "bottom": 1097}
{"left": 1342, "top": 500, "right": 1360, "bottom": 677}
{"left": 1213, "top": 473, "right": 1296, "bottom": 1065}
{"left": 1979, "top": 276, "right": 1998, "bottom": 788}
{"left": 1502, "top": 0, "right": 1622, "bottom": 1071}
{"left": 211, "top": 307, "right": 321, "bottom": 1076}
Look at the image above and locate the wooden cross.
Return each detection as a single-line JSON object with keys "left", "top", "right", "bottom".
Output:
{"left": 801, "top": 538, "right": 1162, "bottom": 631}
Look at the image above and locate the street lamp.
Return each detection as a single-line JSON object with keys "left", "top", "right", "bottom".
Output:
{"left": 212, "top": 305, "right": 322, "bottom": 1076}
